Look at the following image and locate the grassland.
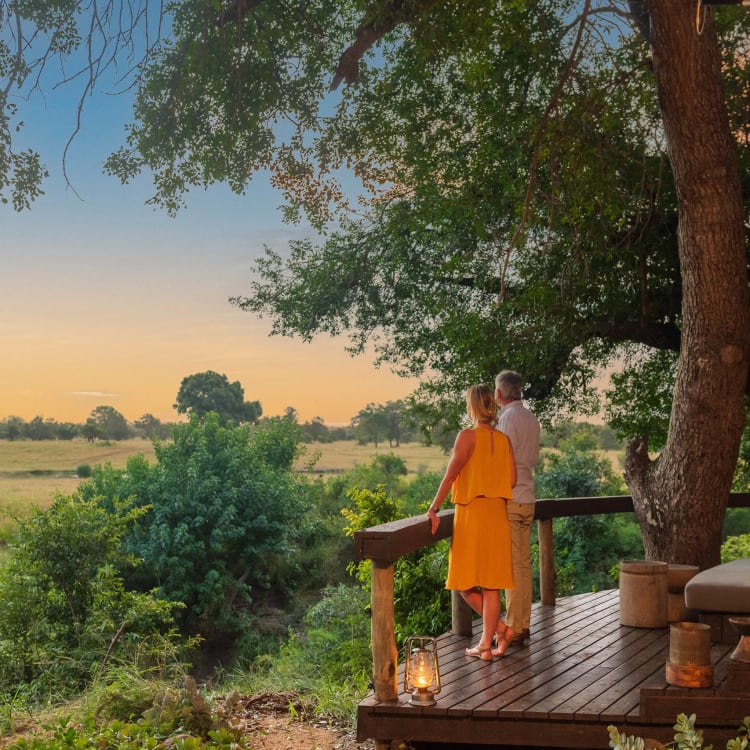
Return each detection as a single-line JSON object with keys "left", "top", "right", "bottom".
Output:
{"left": 295, "top": 439, "right": 448, "bottom": 475}
{"left": 0, "top": 438, "right": 448, "bottom": 523}
{"left": 0, "top": 438, "right": 158, "bottom": 517}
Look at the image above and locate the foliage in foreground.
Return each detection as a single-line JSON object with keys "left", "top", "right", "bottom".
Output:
{"left": 4, "top": 677, "right": 246, "bottom": 750}
{"left": 0, "top": 493, "right": 184, "bottom": 701}
{"left": 227, "top": 582, "right": 372, "bottom": 725}
{"left": 609, "top": 713, "right": 750, "bottom": 750}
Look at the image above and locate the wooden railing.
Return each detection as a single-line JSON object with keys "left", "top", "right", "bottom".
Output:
{"left": 353, "top": 492, "right": 750, "bottom": 712}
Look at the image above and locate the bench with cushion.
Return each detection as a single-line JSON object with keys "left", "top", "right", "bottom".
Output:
{"left": 683, "top": 557, "right": 750, "bottom": 643}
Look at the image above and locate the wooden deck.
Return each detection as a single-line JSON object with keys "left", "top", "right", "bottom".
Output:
{"left": 357, "top": 590, "right": 749, "bottom": 749}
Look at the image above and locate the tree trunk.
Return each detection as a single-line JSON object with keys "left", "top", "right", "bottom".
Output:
{"left": 624, "top": 0, "right": 750, "bottom": 569}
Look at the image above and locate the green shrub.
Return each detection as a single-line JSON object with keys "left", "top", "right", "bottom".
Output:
{"left": 535, "top": 443, "right": 642, "bottom": 594}
{"left": 0, "top": 495, "right": 182, "bottom": 699}
{"left": 224, "top": 581, "right": 374, "bottom": 724}
{"left": 608, "top": 713, "right": 750, "bottom": 750}
{"left": 4, "top": 678, "right": 241, "bottom": 750}
{"left": 722, "top": 533, "right": 750, "bottom": 562}
{"left": 77, "top": 464, "right": 92, "bottom": 478}
{"left": 78, "top": 414, "right": 309, "bottom": 639}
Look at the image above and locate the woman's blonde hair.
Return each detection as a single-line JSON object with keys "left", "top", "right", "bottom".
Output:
{"left": 465, "top": 384, "right": 498, "bottom": 426}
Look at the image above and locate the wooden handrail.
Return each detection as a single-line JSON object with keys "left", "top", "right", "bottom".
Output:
{"left": 354, "top": 491, "right": 750, "bottom": 716}
{"left": 354, "top": 493, "right": 750, "bottom": 562}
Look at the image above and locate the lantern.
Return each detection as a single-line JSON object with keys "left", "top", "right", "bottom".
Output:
{"left": 404, "top": 635, "right": 441, "bottom": 706}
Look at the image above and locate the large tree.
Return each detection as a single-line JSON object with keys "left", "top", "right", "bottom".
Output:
{"left": 90, "top": 405, "right": 131, "bottom": 440}
{"left": 174, "top": 370, "right": 262, "bottom": 425}
{"left": 3, "top": 0, "right": 749, "bottom": 568}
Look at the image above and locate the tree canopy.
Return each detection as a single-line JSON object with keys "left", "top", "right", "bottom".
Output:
{"left": 174, "top": 370, "right": 262, "bottom": 425}
{"left": 3, "top": 0, "right": 750, "bottom": 566}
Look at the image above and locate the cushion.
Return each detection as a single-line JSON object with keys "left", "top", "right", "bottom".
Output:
{"left": 684, "top": 557, "right": 750, "bottom": 612}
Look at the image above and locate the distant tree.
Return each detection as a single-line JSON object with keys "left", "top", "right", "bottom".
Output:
{"left": 405, "top": 398, "right": 459, "bottom": 454}
{"left": 352, "top": 403, "right": 390, "bottom": 447}
{"left": 540, "top": 420, "right": 579, "bottom": 450}
{"left": 25, "top": 415, "right": 56, "bottom": 441}
{"left": 90, "top": 405, "right": 130, "bottom": 440}
{"left": 54, "top": 422, "right": 80, "bottom": 441}
{"left": 174, "top": 370, "right": 262, "bottom": 426}
{"left": 134, "top": 413, "right": 168, "bottom": 440}
{"left": 329, "top": 425, "right": 354, "bottom": 441}
{"left": 81, "top": 418, "right": 101, "bottom": 443}
{"left": 383, "top": 401, "right": 405, "bottom": 448}
{"left": 595, "top": 425, "right": 623, "bottom": 452}
{"left": 301, "top": 416, "right": 330, "bottom": 443}
{"left": 2, "top": 416, "right": 25, "bottom": 441}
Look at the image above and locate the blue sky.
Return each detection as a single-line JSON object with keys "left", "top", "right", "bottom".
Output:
{"left": 0, "top": 64, "right": 420, "bottom": 425}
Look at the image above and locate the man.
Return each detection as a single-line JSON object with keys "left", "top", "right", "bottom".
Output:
{"left": 495, "top": 370, "right": 541, "bottom": 645}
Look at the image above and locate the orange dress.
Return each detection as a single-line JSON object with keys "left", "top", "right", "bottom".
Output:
{"left": 445, "top": 426, "right": 514, "bottom": 591}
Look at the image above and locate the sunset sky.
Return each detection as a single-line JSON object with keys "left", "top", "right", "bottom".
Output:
{"left": 1, "top": 71, "right": 420, "bottom": 427}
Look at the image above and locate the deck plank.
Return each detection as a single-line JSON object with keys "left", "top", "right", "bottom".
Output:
{"left": 357, "top": 589, "right": 750, "bottom": 748}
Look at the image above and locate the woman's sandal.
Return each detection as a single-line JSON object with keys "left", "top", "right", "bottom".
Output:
{"left": 465, "top": 645, "right": 494, "bottom": 662}
{"left": 492, "top": 626, "right": 515, "bottom": 658}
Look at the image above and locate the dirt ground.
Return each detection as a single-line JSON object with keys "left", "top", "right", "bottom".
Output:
{"left": 2, "top": 692, "right": 389, "bottom": 750}
{"left": 214, "top": 691, "right": 379, "bottom": 749}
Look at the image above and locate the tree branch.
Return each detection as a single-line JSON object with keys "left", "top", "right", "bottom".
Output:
{"left": 329, "top": 0, "right": 441, "bottom": 91}
{"left": 499, "top": 0, "right": 592, "bottom": 303}
{"left": 219, "top": 0, "right": 265, "bottom": 27}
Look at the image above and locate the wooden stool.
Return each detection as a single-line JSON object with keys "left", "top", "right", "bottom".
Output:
{"left": 619, "top": 560, "right": 668, "bottom": 628}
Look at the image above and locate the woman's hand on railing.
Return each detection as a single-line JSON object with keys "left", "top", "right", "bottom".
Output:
{"left": 426, "top": 506, "right": 441, "bottom": 534}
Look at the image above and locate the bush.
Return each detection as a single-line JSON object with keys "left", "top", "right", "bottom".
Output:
{"left": 229, "top": 584, "right": 372, "bottom": 724}
{"left": 608, "top": 712, "right": 750, "bottom": 750}
{"left": 77, "top": 464, "right": 92, "bottom": 478}
{"left": 342, "top": 486, "right": 451, "bottom": 647}
{"left": 535, "top": 442, "right": 641, "bottom": 595}
{"left": 0, "top": 495, "right": 182, "bottom": 699}
{"left": 78, "top": 414, "right": 309, "bottom": 640}
{"left": 4, "top": 678, "right": 240, "bottom": 750}
{"left": 722, "top": 533, "right": 750, "bottom": 562}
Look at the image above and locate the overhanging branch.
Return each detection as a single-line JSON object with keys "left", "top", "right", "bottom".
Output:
{"left": 330, "top": 0, "right": 441, "bottom": 90}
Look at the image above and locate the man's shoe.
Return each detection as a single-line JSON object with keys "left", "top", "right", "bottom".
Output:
{"left": 510, "top": 628, "right": 531, "bottom": 646}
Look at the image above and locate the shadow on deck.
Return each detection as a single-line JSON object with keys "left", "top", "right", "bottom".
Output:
{"left": 357, "top": 590, "right": 747, "bottom": 749}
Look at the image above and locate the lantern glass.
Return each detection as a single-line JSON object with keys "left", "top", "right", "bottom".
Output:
{"left": 408, "top": 649, "right": 434, "bottom": 688}
{"left": 404, "top": 636, "right": 441, "bottom": 706}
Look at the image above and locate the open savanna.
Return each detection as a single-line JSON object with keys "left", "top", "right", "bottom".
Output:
{"left": 0, "top": 438, "right": 448, "bottom": 526}
{"left": 0, "top": 438, "right": 158, "bottom": 520}
{"left": 294, "top": 439, "right": 449, "bottom": 475}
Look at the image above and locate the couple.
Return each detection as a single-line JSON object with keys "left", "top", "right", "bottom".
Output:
{"left": 425, "top": 371, "right": 540, "bottom": 662}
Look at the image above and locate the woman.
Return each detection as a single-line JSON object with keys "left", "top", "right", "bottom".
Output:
{"left": 426, "top": 384, "right": 517, "bottom": 661}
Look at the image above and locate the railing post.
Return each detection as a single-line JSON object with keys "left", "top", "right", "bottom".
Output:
{"left": 451, "top": 590, "right": 473, "bottom": 636}
{"left": 370, "top": 559, "right": 398, "bottom": 701}
{"left": 538, "top": 518, "right": 556, "bottom": 605}
{"left": 370, "top": 559, "right": 398, "bottom": 750}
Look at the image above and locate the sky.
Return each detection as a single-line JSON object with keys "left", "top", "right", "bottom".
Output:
{"left": 0, "top": 57, "right": 421, "bottom": 427}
